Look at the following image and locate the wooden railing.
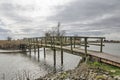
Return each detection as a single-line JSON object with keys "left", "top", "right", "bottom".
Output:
{"left": 23, "top": 36, "right": 105, "bottom": 54}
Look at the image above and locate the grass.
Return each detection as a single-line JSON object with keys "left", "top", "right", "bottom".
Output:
{"left": 95, "top": 75, "right": 106, "bottom": 80}
{"left": 87, "top": 61, "right": 120, "bottom": 76}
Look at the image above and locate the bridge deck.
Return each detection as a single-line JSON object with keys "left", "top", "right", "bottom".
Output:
{"left": 38, "top": 44, "right": 120, "bottom": 67}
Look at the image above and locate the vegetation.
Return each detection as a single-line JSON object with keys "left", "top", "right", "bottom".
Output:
{"left": 88, "top": 61, "right": 120, "bottom": 76}
{"left": 45, "top": 22, "right": 66, "bottom": 37}
{"left": 95, "top": 75, "right": 106, "bottom": 80}
{"left": 0, "top": 40, "right": 23, "bottom": 50}
{"left": 7, "top": 36, "right": 12, "bottom": 41}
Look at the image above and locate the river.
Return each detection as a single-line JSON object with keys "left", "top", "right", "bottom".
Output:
{"left": 88, "top": 43, "right": 120, "bottom": 56}
{"left": 0, "top": 43, "right": 120, "bottom": 80}
{"left": 0, "top": 48, "right": 81, "bottom": 80}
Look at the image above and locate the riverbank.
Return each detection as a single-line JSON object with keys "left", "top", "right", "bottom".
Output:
{"left": 0, "top": 40, "right": 24, "bottom": 50}
{"left": 36, "top": 61, "right": 120, "bottom": 80}
{"left": 0, "top": 50, "right": 25, "bottom": 53}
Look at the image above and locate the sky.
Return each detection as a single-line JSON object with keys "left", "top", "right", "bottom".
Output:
{"left": 0, "top": 0, "right": 120, "bottom": 40}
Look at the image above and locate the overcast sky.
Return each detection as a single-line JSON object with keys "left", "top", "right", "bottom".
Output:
{"left": 0, "top": 0, "right": 120, "bottom": 40}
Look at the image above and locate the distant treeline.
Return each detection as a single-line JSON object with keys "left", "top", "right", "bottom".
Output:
{"left": 104, "top": 40, "right": 120, "bottom": 43}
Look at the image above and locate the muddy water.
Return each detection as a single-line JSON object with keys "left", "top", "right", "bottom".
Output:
{"left": 0, "top": 48, "right": 81, "bottom": 80}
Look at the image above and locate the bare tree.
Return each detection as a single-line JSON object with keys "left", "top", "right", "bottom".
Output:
{"left": 45, "top": 30, "right": 51, "bottom": 37}
{"left": 45, "top": 22, "right": 65, "bottom": 36}
{"left": 60, "top": 30, "right": 66, "bottom": 36}
{"left": 7, "top": 36, "right": 12, "bottom": 41}
{"left": 57, "top": 22, "right": 60, "bottom": 37}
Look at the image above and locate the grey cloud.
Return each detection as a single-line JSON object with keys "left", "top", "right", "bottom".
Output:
{"left": 0, "top": 25, "right": 11, "bottom": 39}
{"left": 0, "top": 3, "right": 35, "bottom": 11}
{"left": 47, "top": 0, "right": 120, "bottom": 38}
{"left": 48, "top": 0, "right": 120, "bottom": 22}
{"left": 0, "top": 3, "right": 32, "bottom": 23}
{"left": 0, "top": 0, "right": 120, "bottom": 40}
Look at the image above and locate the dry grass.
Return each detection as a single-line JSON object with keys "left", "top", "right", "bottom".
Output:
{"left": 0, "top": 40, "right": 24, "bottom": 50}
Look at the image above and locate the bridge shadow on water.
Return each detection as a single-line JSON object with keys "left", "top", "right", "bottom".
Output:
{"left": 21, "top": 48, "right": 71, "bottom": 74}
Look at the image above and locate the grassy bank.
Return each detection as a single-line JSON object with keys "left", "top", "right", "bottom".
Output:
{"left": 36, "top": 61, "right": 120, "bottom": 80}
{"left": 88, "top": 61, "right": 120, "bottom": 76}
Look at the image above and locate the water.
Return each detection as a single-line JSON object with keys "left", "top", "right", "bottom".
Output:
{"left": 0, "top": 48, "right": 81, "bottom": 80}
{"left": 88, "top": 43, "right": 120, "bottom": 56}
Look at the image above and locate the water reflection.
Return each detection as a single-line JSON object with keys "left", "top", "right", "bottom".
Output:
{"left": 0, "top": 48, "right": 81, "bottom": 80}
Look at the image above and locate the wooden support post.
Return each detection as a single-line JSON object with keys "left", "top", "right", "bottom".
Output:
{"left": 29, "top": 39, "right": 31, "bottom": 54}
{"left": 34, "top": 45, "right": 36, "bottom": 54}
{"left": 70, "top": 37, "right": 73, "bottom": 53}
{"left": 74, "top": 37, "right": 75, "bottom": 48}
{"left": 61, "top": 51, "right": 63, "bottom": 66}
{"left": 44, "top": 47, "right": 46, "bottom": 59}
{"left": 100, "top": 38, "right": 103, "bottom": 52}
{"left": 53, "top": 48, "right": 56, "bottom": 67}
{"left": 60, "top": 36, "right": 63, "bottom": 66}
{"left": 38, "top": 45, "right": 40, "bottom": 59}
{"left": 53, "top": 36, "right": 56, "bottom": 67}
{"left": 84, "top": 37, "right": 88, "bottom": 58}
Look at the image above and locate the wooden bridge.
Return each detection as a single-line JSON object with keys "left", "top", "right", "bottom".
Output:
{"left": 22, "top": 36, "right": 120, "bottom": 67}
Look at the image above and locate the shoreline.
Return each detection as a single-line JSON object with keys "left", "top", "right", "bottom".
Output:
{"left": 0, "top": 49, "right": 27, "bottom": 53}
{"left": 36, "top": 62, "right": 120, "bottom": 80}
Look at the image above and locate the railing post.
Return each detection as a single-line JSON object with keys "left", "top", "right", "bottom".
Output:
{"left": 29, "top": 39, "right": 31, "bottom": 54}
{"left": 31, "top": 38, "right": 33, "bottom": 43}
{"left": 36, "top": 38, "right": 39, "bottom": 59}
{"left": 53, "top": 36, "right": 55, "bottom": 48}
{"left": 45, "top": 37, "right": 47, "bottom": 47}
{"left": 51, "top": 36, "right": 52, "bottom": 48}
{"left": 41, "top": 38, "right": 42, "bottom": 47}
{"left": 65, "top": 37, "right": 67, "bottom": 43}
{"left": 100, "top": 38, "right": 103, "bottom": 52}
{"left": 33, "top": 38, "right": 34, "bottom": 43}
{"left": 74, "top": 37, "right": 75, "bottom": 48}
{"left": 79, "top": 38, "right": 81, "bottom": 47}
{"left": 36, "top": 38, "right": 37, "bottom": 44}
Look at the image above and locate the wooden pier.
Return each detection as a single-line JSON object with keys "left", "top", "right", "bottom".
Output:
{"left": 22, "top": 36, "right": 120, "bottom": 67}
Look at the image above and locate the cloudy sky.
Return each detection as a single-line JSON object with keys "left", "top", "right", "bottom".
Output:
{"left": 0, "top": 0, "right": 120, "bottom": 40}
